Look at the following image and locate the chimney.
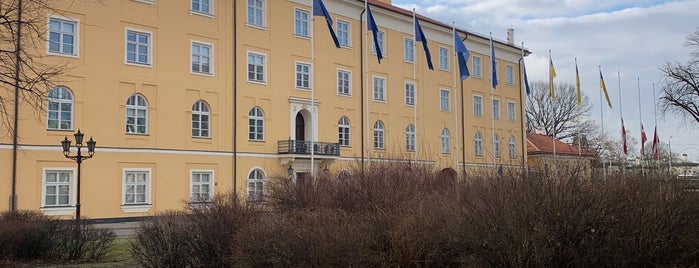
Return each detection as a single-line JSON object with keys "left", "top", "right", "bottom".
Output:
{"left": 682, "top": 153, "right": 688, "bottom": 162}
{"left": 506, "top": 28, "right": 514, "bottom": 45}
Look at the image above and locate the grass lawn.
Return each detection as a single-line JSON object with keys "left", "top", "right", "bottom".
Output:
{"left": 37, "top": 237, "right": 137, "bottom": 268}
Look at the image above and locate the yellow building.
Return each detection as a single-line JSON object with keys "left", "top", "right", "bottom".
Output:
{"left": 0, "top": 0, "right": 528, "bottom": 219}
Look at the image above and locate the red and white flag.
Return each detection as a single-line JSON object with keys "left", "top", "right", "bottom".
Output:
{"left": 651, "top": 126, "right": 660, "bottom": 160}
{"left": 640, "top": 124, "right": 647, "bottom": 156}
{"left": 621, "top": 118, "right": 628, "bottom": 155}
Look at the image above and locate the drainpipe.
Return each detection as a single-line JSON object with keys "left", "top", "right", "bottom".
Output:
{"left": 360, "top": 7, "right": 365, "bottom": 174}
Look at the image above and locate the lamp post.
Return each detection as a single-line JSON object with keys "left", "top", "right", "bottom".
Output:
{"left": 668, "top": 136, "right": 673, "bottom": 175}
{"left": 61, "top": 129, "right": 96, "bottom": 224}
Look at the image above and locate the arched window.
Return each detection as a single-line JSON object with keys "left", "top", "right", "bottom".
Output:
{"left": 248, "top": 107, "right": 264, "bottom": 141}
{"left": 338, "top": 116, "right": 350, "bottom": 146}
{"left": 441, "top": 128, "right": 451, "bottom": 153}
{"left": 373, "top": 121, "right": 384, "bottom": 149}
{"left": 509, "top": 136, "right": 517, "bottom": 158}
{"left": 474, "top": 131, "right": 483, "bottom": 156}
{"left": 126, "top": 94, "right": 148, "bottom": 134}
{"left": 246, "top": 168, "right": 266, "bottom": 202}
{"left": 192, "top": 100, "right": 210, "bottom": 138}
{"left": 406, "top": 124, "right": 415, "bottom": 152}
{"left": 493, "top": 134, "right": 501, "bottom": 158}
{"left": 47, "top": 87, "right": 73, "bottom": 130}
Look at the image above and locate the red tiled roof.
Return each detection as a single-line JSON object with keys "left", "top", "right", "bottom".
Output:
{"left": 527, "top": 133, "right": 596, "bottom": 157}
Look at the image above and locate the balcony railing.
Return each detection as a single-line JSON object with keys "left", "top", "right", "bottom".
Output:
{"left": 278, "top": 139, "right": 340, "bottom": 156}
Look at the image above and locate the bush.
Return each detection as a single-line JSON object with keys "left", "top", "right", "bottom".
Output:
{"left": 0, "top": 211, "right": 116, "bottom": 264}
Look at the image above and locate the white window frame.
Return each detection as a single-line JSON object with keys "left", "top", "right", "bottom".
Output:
{"left": 438, "top": 47, "right": 449, "bottom": 70}
{"left": 337, "top": 69, "right": 351, "bottom": 96}
{"left": 121, "top": 168, "right": 152, "bottom": 213}
{"left": 248, "top": 107, "right": 265, "bottom": 141}
{"left": 40, "top": 167, "right": 76, "bottom": 216}
{"left": 47, "top": 86, "right": 74, "bottom": 130}
{"left": 373, "top": 76, "right": 386, "bottom": 102}
{"left": 192, "top": 100, "right": 210, "bottom": 138}
{"left": 474, "top": 131, "right": 483, "bottom": 156}
{"left": 440, "top": 89, "right": 451, "bottom": 112}
{"left": 492, "top": 98, "right": 500, "bottom": 119}
{"left": 493, "top": 134, "right": 501, "bottom": 158}
{"left": 191, "top": 0, "right": 213, "bottom": 15}
{"left": 190, "top": 170, "right": 214, "bottom": 203}
{"left": 406, "top": 124, "right": 415, "bottom": 152}
{"left": 509, "top": 136, "right": 517, "bottom": 159}
{"left": 247, "top": 168, "right": 266, "bottom": 202}
{"left": 294, "top": 8, "right": 310, "bottom": 38}
{"left": 246, "top": 0, "right": 265, "bottom": 27}
{"left": 441, "top": 128, "right": 451, "bottom": 154}
{"left": 124, "top": 28, "right": 152, "bottom": 67}
{"left": 336, "top": 20, "right": 350, "bottom": 47}
{"left": 47, "top": 15, "right": 79, "bottom": 57}
{"left": 507, "top": 101, "right": 516, "bottom": 121}
{"left": 473, "top": 95, "right": 483, "bottom": 116}
{"left": 506, "top": 64, "right": 514, "bottom": 85}
{"left": 404, "top": 37, "right": 414, "bottom": 63}
{"left": 338, "top": 116, "right": 351, "bottom": 147}
{"left": 295, "top": 62, "right": 312, "bottom": 89}
{"left": 374, "top": 120, "right": 385, "bottom": 149}
{"left": 404, "top": 82, "right": 415, "bottom": 106}
{"left": 126, "top": 94, "right": 148, "bottom": 134}
{"left": 191, "top": 41, "right": 213, "bottom": 76}
{"left": 247, "top": 51, "right": 266, "bottom": 83}
{"left": 472, "top": 56, "right": 482, "bottom": 78}
{"left": 372, "top": 30, "right": 385, "bottom": 56}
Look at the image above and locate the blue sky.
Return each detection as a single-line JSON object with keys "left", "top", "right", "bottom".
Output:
{"left": 394, "top": 0, "right": 699, "bottom": 160}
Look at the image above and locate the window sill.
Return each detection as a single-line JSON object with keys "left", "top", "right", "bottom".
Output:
{"left": 131, "top": 0, "right": 155, "bottom": 6}
{"left": 247, "top": 80, "right": 267, "bottom": 85}
{"left": 189, "top": 10, "right": 215, "bottom": 19}
{"left": 245, "top": 23, "right": 267, "bottom": 31}
{"left": 337, "top": 93, "right": 352, "bottom": 97}
{"left": 121, "top": 204, "right": 152, "bottom": 213}
{"left": 41, "top": 206, "right": 75, "bottom": 216}
{"left": 46, "top": 51, "right": 79, "bottom": 58}
{"left": 293, "top": 34, "right": 311, "bottom": 40}
{"left": 191, "top": 71, "right": 214, "bottom": 77}
{"left": 125, "top": 62, "right": 153, "bottom": 68}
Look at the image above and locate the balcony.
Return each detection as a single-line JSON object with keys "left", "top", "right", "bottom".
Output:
{"left": 278, "top": 139, "right": 340, "bottom": 157}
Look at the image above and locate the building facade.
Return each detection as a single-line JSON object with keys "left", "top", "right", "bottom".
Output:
{"left": 0, "top": 0, "right": 528, "bottom": 219}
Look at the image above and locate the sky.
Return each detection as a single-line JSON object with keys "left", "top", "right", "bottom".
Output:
{"left": 395, "top": 0, "right": 699, "bottom": 161}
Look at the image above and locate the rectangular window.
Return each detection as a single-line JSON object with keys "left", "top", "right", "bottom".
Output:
{"left": 191, "top": 42, "right": 212, "bottom": 75}
{"left": 48, "top": 17, "right": 77, "bottom": 56}
{"left": 295, "top": 62, "right": 311, "bottom": 89}
{"left": 337, "top": 20, "right": 350, "bottom": 47}
{"left": 506, "top": 65, "right": 514, "bottom": 85}
{"left": 439, "top": 47, "right": 448, "bottom": 70}
{"left": 473, "top": 56, "right": 482, "bottom": 78}
{"left": 123, "top": 170, "right": 150, "bottom": 205}
{"left": 372, "top": 30, "right": 385, "bottom": 55}
{"left": 507, "top": 101, "right": 516, "bottom": 121}
{"left": 191, "top": 171, "right": 213, "bottom": 202}
{"left": 247, "top": 52, "right": 265, "bottom": 83}
{"left": 373, "top": 77, "right": 385, "bottom": 101}
{"left": 191, "top": 0, "right": 211, "bottom": 15}
{"left": 247, "top": 0, "right": 265, "bottom": 27}
{"left": 405, "top": 82, "right": 415, "bottom": 106}
{"left": 404, "top": 38, "right": 414, "bottom": 62}
{"left": 125, "top": 29, "right": 151, "bottom": 66}
{"left": 440, "top": 89, "right": 450, "bottom": 111}
{"left": 294, "top": 9, "right": 310, "bottom": 37}
{"left": 473, "top": 95, "right": 483, "bottom": 116}
{"left": 492, "top": 98, "right": 500, "bottom": 119}
{"left": 337, "top": 70, "right": 351, "bottom": 96}
{"left": 44, "top": 170, "right": 72, "bottom": 206}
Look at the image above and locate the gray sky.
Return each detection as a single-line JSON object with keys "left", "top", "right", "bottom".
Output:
{"left": 395, "top": 0, "right": 699, "bottom": 160}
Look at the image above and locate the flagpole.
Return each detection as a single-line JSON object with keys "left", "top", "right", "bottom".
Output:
{"left": 521, "top": 42, "right": 528, "bottom": 175}
{"left": 600, "top": 65, "right": 606, "bottom": 179}
{"left": 637, "top": 77, "right": 644, "bottom": 175}
{"left": 490, "top": 32, "right": 496, "bottom": 168}
{"left": 310, "top": 0, "right": 316, "bottom": 177}
{"left": 652, "top": 82, "right": 659, "bottom": 170}
{"left": 549, "top": 50, "right": 556, "bottom": 161}
{"left": 412, "top": 9, "right": 418, "bottom": 163}
{"left": 451, "top": 23, "right": 459, "bottom": 172}
{"left": 618, "top": 70, "right": 625, "bottom": 176}
{"left": 364, "top": 0, "right": 371, "bottom": 165}
{"left": 575, "top": 58, "right": 581, "bottom": 157}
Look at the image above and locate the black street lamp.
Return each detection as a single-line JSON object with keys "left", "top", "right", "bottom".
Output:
{"left": 61, "top": 129, "right": 96, "bottom": 224}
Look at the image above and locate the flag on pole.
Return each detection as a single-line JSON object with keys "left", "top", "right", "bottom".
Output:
{"left": 549, "top": 57, "right": 557, "bottom": 99}
{"left": 621, "top": 118, "right": 628, "bottom": 155}
{"left": 651, "top": 126, "right": 660, "bottom": 160}
{"left": 520, "top": 57, "right": 530, "bottom": 95}
{"left": 640, "top": 124, "right": 647, "bottom": 157}
{"left": 575, "top": 60, "right": 581, "bottom": 105}
{"left": 490, "top": 34, "right": 497, "bottom": 89}
{"left": 453, "top": 30, "right": 470, "bottom": 81}
{"left": 366, "top": 4, "right": 383, "bottom": 63}
{"left": 313, "top": 0, "right": 341, "bottom": 48}
{"left": 414, "top": 15, "right": 433, "bottom": 70}
{"left": 600, "top": 70, "right": 613, "bottom": 108}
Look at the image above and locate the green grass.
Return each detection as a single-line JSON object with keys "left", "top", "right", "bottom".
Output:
{"left": 38, "top": 237, "right": 137, "bottom": 268}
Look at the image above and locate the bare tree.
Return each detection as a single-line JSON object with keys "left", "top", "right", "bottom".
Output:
{"left": 659, "top": 28, "right": 699, "bottom": 125}
{"left": 526, "top": 80, "right": 598, "bottom": 140}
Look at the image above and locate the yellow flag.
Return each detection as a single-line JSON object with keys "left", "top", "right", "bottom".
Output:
{"left": 575, "top": 61, "right": 581, "bottom": 105}
{"left": 600, "top": 70, "right": 613, "bottom": 108}
{"left": 549, "top": 58, "right": 557, "bottom": 99}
